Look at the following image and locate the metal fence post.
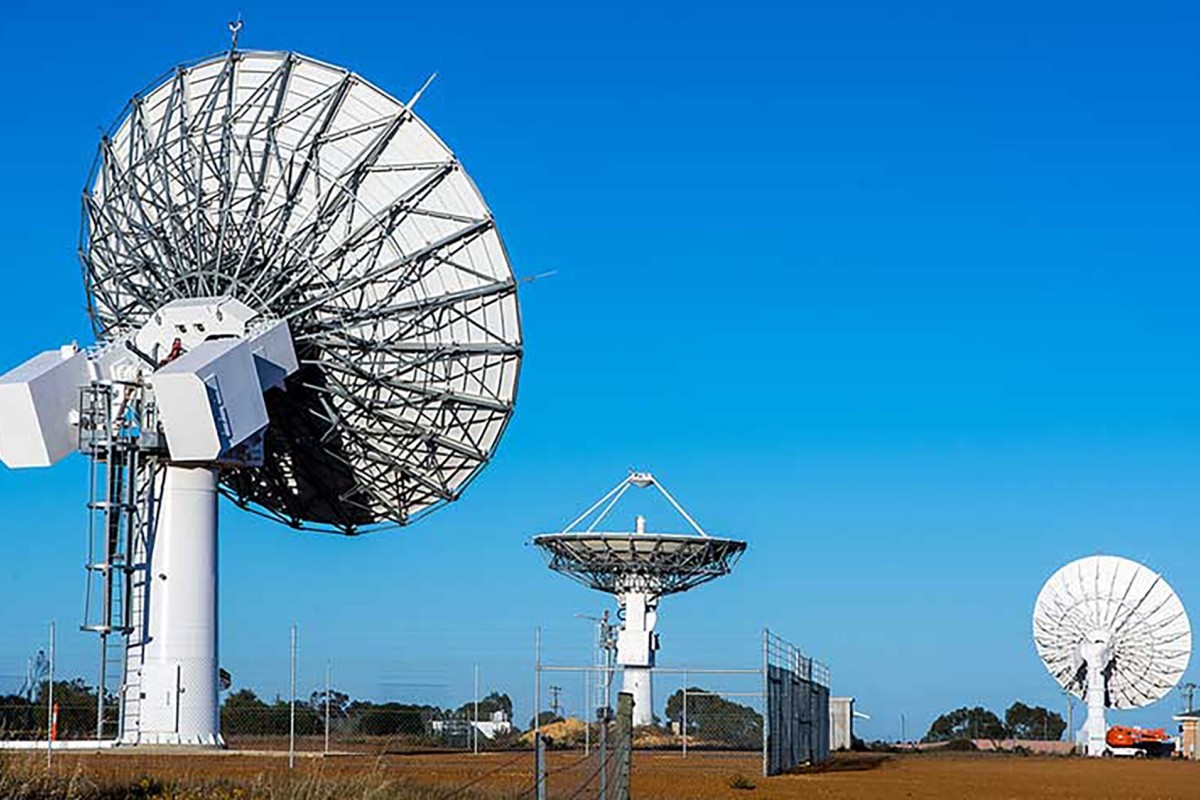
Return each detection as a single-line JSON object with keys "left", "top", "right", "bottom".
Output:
{"left": 682, "top": 678, "right": 688, "bottom": 758}
{"left": 534, "top": 626, "right": 542, "bottom": 736}
{"left": 534, "top": 731, "right": 547, "bottom": 800}
{"left": 613, "top": 692, "right": 632, "bottom": 800}
{"left": 473, "top": 664, "right": 480, "bottom": 755}
{"left": 289, "top": 623, "right": 297, "bottom": 770}
{"left": 761, "top": 628, "right": 769, "bottom": 778}
{"left": 324, "top": 660, "right": 331, "bottom": 756}
{"left": 47, "top": 620, "right": 55, "bottom": 768}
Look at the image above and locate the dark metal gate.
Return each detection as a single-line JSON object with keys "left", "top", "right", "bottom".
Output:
{"left": 764, "top": 630, "right": 830, "bottom": 775}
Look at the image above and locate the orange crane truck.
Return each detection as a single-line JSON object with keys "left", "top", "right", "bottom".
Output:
{"left": 1104, "top": 726, "right": 1175, "bottom": 758}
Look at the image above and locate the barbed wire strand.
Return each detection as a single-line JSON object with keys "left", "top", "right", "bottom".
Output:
{"left": 563, "top": 747, "right": 619, "bottom": 800}
{"left": 513, "top": 748, "right": 598, "bottom": 800}
{"left": 512, "top": 745, "right": 618, "bottom": 800}
{"left": 436, "top": 749, "right": 530, "bottom": 800}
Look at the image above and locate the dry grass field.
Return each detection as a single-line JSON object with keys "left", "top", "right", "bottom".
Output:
{"left": 2, "top": 749, "right": 1199, "bottom": 799}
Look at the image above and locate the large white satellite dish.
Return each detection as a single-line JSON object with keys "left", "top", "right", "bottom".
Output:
{"left": 0, "top": 44, "right": 522, "bottom": 747}
{"left": 86, "top": 49, "right": 522, "bottom": 532}
{"left": 1033, "top": 554, "right": 1191, "bottom": 756}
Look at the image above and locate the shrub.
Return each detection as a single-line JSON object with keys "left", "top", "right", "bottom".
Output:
{"left": 727, "top": 773, "right": 757, "bottom": 790}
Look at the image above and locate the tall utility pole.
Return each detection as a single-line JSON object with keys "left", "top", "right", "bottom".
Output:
{"left": 549, "top": 685, "right": 563, "bottom": 719}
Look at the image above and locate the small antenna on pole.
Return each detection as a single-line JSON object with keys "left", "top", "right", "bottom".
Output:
{"left": 228, "top": 15, "right": 244, "bottom": 51}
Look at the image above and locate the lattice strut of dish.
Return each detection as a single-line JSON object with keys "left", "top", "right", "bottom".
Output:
{"left": 1033, "top": 554, "right": 1191, "bottom": 757}
{"left": 85, "top": 49, "right": 522, "bottom": 534}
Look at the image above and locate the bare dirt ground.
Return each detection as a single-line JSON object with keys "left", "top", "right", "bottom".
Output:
{"left": 9, "top": 748, "right": 1200, "bottom": 798}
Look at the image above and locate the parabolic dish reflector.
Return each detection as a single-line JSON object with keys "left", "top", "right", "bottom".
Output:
{"left": 1033, "top": 555, "right": 1191, "bottom": 709}
{"left": 533, "top": 532, "right": 747, "bottom": 595}
{"left": 82, "top": 50, "right": 522, "bottom": 533}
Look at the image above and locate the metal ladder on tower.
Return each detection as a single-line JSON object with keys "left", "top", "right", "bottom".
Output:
{"left": 80, "top": 381, "right": 150, "bottom": 742}
{"left": 119, "top": 508, "right": 151, "bottom": 744}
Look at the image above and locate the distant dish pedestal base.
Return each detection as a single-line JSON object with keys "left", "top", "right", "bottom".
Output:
{"left": 621, "top": 667, "right": 653, "bottom": 728}
{"left": 1081, "top": 640, "right": 1110, "bottom": 758}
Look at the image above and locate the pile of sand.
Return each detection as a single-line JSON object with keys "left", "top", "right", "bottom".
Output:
{"left": 519, "top": 718, "right": 590, "bottom": 747}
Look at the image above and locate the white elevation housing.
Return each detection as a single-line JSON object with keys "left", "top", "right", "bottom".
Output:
{"left": 534, "top": 472, "right": 746, "bottom": 728}
{"left": 1033, "top": 554, "right": 1192, "bottom": 757}
{"left": 0, "top": 297, "right": 297, "bottom": 746}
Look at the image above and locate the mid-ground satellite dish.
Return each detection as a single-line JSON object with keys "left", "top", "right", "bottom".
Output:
{"left": 0, "top": 46, "right": 521, "bottom": 746}
{"left": 1033, "top": 554, "right": 1191, "bottom": 756}
{"left": 533, "top": 472, "right": 746, "bottom": 726}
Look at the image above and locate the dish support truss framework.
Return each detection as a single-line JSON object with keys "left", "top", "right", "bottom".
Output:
{"left": 82, "top": 49, "right": 522, "bottom": 534}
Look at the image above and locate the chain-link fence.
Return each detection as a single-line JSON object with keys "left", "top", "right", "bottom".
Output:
{"left": 534, "top": 622, "right": 770, "bottom": 774}
{"left": 525, "top": 669, "right": 765, "bottom": 754}
{"left": 0, "top": 622, "right": 833, "bottom": 790}
{"left": 0, "top": 696, "right": 114, "bottom": 742}
{"left": 0, "top": 655, "right": 118, "bottom": 743}
{"left": 219, "top": 702, "right": 525, "bottom": 754}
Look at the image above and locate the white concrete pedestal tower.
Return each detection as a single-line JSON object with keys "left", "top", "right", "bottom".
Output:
{"left": 124, "top": 466, "right": 221, "bottom": 745}
{"left": 1077, "top": 638, "right": 1112, "bottom": 757}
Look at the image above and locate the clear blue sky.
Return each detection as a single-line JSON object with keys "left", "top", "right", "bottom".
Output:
{"left": 2, "top": 0, "right": 1200, "bottom": 741}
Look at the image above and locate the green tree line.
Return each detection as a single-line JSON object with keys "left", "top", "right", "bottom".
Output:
{"left": 1, "top": 676, "right": 516, "bottom": 741}
{"left": 222, "top": 688, "right": 516, "bottom": 738}
{"left": 923, "top": 702, "right": 1067, "bottom": 743}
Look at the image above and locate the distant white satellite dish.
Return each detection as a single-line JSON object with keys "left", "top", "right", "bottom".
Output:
{"left": 1033, "top": 554, "right": 1191, "bottom": 756}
